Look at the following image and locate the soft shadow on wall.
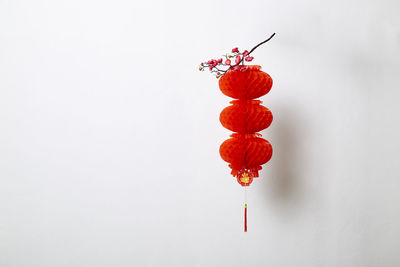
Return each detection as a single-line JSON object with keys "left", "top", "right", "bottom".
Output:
{"left": 262, "top": 105, "right": 306, "bottom": 217}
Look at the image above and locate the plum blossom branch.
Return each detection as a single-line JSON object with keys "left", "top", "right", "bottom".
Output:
{"left": 199, "top": 33, "right": 276, "bottom": 78}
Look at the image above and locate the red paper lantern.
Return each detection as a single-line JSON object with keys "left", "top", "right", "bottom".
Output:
{"left": 199, "top": 33, "right": 276, "bottom": 232}
{"left": 219, "top": 65, "right": 273, "bottom": 187}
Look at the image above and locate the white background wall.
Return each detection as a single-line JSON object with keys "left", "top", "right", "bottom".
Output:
{"left": 1, "top": 0, "right": 400, "bottom": 266}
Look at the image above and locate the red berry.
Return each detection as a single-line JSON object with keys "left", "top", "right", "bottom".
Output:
{"left": 225, "top": 59, "right": 231, "bottom": 65}
{"left": 235, "top": 55, "right": 241, "bottom": 64}
{"left": 209, "top": 65, "right": 213, "bottom": 70}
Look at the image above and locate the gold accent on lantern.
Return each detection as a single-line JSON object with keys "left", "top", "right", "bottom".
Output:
{"left": 240, "top": 173, "right": 250, "bottom": 184}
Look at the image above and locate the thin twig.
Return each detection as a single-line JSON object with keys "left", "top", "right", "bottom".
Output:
{"left": 230, "top": 33, "right": 276, "bottom": 69}
{"left": 248, "top": 33, "right": 276, "bottom": 56}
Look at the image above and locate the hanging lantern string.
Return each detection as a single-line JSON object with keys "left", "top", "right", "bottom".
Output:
{"left": 244, "top": 186, "right": 247, "bottom": 232}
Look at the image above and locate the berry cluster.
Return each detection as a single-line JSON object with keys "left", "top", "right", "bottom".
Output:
{"left": 199, "top": 47, "right": 254, "bottom": 78}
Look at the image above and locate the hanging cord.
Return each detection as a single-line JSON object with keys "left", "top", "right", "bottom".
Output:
{"left": 244, "top": 186, "right": 247, "bottom": 232}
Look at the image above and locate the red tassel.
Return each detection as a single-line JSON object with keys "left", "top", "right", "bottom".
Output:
{"left": 244, "top": 204, "right": 247, "bottom": 232}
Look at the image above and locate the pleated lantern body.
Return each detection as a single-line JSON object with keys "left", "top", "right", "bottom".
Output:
{"left": 218, "top": 65, "right": 273, "bottom": 186}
